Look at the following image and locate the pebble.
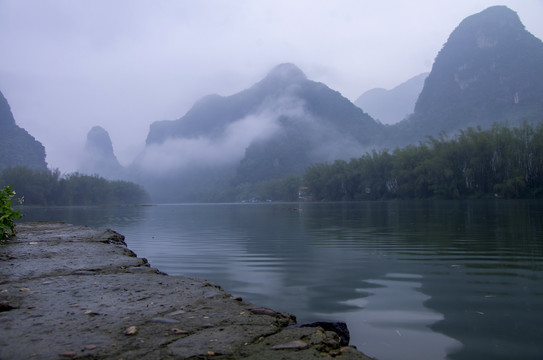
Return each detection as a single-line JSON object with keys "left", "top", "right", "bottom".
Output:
{"left": 124, "top": 326, "right": 138, "bottom": 335}
{"left": 167, "top": 310, "right": 185, "bottom": 316}
{"left": 148, "top": 317, "right": 179, "bottom": 324}
{"left": 271, "top": 340, "right": 309, "bottom": 350}
{"left": 249, "top": 307, "right": 280, "bottom": 316}
{"left": 204, "top": 291, "right": 222, "bottom": 299}
{"left": 72, "top": 271, "right": 96, "bottom": 276}
{"left": 59, "top": 351, "right": 76, "bottom": 357}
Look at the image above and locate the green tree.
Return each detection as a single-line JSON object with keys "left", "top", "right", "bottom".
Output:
{"left": 256, "top": 174, "right": 302, "bottom": 201}
{"left": 302, "top": 123, "right": 543, "bottom": 201}
{"left": 0, "top": 167, "right": 149, "bottom": 205}
{"left": 1, "top": 185, "right": 22, "bottom": 240}
{"left": 0, "top": 167, "right": 60, "bottom": 205}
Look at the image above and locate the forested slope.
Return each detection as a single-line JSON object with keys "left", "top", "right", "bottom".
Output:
{"left": 304, "top": 123, "right": 543, "bottom": 200}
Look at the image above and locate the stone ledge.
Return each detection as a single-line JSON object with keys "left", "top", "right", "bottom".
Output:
{"left": 0, "top": 222, "right": 373, "bottom": 359}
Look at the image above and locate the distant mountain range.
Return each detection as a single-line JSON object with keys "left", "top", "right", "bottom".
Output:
{"left": 0, "top": 90, "right": 47, "bottom": 171}
{"left": 354, "top": 72, "right": 428, "bottom": 125}
{"left": 79, "top": 5, "right": 543, "bottom": 201}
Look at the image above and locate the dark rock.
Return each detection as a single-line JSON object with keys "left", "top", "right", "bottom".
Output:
{"left": 0, "top": 302, "right": 17, "bottom": 312}
{"left": 171, "top": 328, "right": 189, "bottom": 334}
{"left": 295, "top": 321, "right": 350, "bottom": 346}
{"left": 249, "top": 307, "right": 282, "bottom": 316}
{"left": 103, "top": 229, "right": 126, "bottom": 245}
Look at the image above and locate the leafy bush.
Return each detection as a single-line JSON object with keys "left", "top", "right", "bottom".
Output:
{"left": 1, "top": 185, "right": 22, "bottom": 240}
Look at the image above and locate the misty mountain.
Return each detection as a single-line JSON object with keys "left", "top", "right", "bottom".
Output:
{"left": 392, "top": 5, "right": 543, "bottom": 144}
{"left": 0, "top": 89, "right": 47, "bottom": 171}
{"left": 146, "top": 63, "right": 308, "bottom": 144}
{"left": 83, "top": 6, "right": 543, "bottom": 202}
{"left": 133, "top": 63, "right": 381, "bottom": 200}
{"left": 235, "top": 67, "right": 383, "bottom": 184}
{"left": 146, "top": 63, "right": 379, "bottom": 147}
{"left": 79, "top": 126, "right": 123, "bottom": 178}
{"left": 354, "top": 72, "right": 428, "bottom": 125}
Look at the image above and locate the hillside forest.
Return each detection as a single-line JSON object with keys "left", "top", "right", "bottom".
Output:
{"left": 302, "top": 122, "right": 543, "bottom": 201}
{"left": 229, "top": 122, "right": 543, "bottom": 202}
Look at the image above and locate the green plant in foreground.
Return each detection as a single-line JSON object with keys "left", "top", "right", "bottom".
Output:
{"left": 1, "top": 185, "right": 23, "bottom": 240}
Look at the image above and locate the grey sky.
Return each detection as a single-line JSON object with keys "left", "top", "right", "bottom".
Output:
{"left": 1, "top": 0, "right": 542, "bottom": 172}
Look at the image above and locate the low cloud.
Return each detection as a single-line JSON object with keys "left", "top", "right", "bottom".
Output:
{"left": 137, "top": 96, "right": 306, "bottom": 175}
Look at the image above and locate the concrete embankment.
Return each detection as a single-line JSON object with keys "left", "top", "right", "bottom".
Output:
{"left": 0, "top": 222, "right": 372, "bottom": 359}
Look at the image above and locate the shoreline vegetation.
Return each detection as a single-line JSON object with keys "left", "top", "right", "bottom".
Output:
{"left": 1, "top": 123, "right": 542, "bottom": 205}
{"left": 303, "top": 122, "right": 543, "bottom": 201}
{"left": 0, "top": 168, "right": 149, "bottom": 206}
{"left": 233, "top": 122, "right": 543, "bottom": 202}
{"left": 0, "top": 185, "right": 22, "bottom": 240}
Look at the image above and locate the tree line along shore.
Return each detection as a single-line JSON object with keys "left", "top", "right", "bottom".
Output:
{"left": 2, "top": 122, "right": 542, "bottom": 204}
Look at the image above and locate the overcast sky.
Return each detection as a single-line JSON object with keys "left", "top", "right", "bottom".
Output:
{"left": 1, "top": 1, "right": 542, "bottom": 172}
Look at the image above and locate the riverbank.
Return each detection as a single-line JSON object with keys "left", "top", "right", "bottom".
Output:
{"left": 0, "top": 222, "right": 372, "bottom": 359}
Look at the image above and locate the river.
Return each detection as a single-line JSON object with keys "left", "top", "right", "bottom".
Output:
{"left": 19, "top": 200, "right": 543, "bottom": 360}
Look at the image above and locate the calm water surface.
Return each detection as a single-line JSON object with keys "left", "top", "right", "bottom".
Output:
{"left": 20, "top": 200, "right": 543, "bottom": 360}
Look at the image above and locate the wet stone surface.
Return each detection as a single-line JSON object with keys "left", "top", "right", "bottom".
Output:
{"left": 0, "top": 222, "right": 373, "bottom": 359}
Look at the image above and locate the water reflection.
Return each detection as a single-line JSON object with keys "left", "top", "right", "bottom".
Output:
{"left": 319, "top": 273, "right": 462, "bottom": 360}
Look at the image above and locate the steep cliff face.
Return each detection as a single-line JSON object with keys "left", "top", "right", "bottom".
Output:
{"left": 0, "top": 90, "right": 16, "bottom": 127}
{"left": 79, "top": 126, "right": 123, "bottom": 178}
{"left": 0, "top": 90, "right": 47, "bottom": 171}
{"left": 401, "top": 6, "right": 543, "bottom": 139}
